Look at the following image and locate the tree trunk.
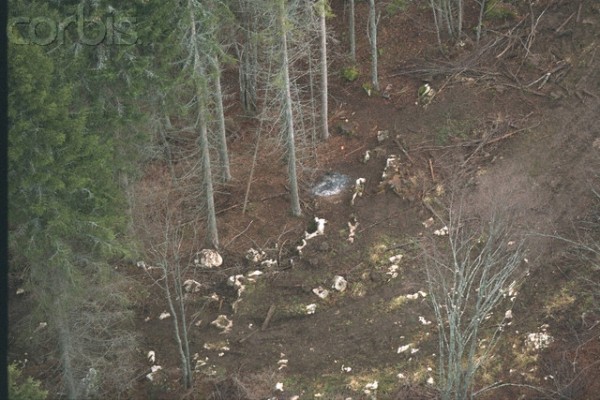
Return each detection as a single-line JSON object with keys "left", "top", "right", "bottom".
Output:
{"left": 349, "top": 0, "right": 356, "bottom": 62}
{"left": 368, "top": 0, "right": 379, "bottom": 91}
{"left": 279, "top": 0, "right": 302, "bottom": 217}
{"left": 163, "top": 266, "right": 192, "bottom": 389}
{"left": 319, "top": 0, "right": 329, "bottom": 140}
{"left": 211, "top": 56, "right": 232, "bottom": 182}
{"left": 238, "top": 1, "right": 258, "bottom": 115}
{"left": 190, "top": 1, "right": 219, "bottom": 248}
{"left": 56, "top": 308, "right": 78, "bottom": 399}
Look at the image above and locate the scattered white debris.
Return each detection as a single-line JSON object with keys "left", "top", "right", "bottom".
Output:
{"left": 260, "top": 259, "right": 278, "bottom": 268}
{"left": 246, "top": 248, "right": 266, "bottom": 264}
{"left": 505, "top": 310, "right": 513, "bottom": 320}
{"left": 397, "top": 373, "right": 406, "bottom": 379}
{"left": 227, "top": 274, "right": 246, "bottom": 297}
{"left": 194, "top": 320, "right": 202, "bottom": 327}
{"left": 137, "top": 261, "right": 146, "bottom": 269}
{"left": 351, "top": 178, "right": 366, "bottom": 206}
{"left": 332, "top": 275, "right": 348, "bottom": 292}
{"left": 397, "top": 344, "right": 412, "bottom": 353}
{"left": 341, "top": 365, "right": 352, "bottom": 373}
{"left": 144, "top": 316, "right": 151, "bottom": 322}
{"left": 159, "top": 312, "right": 171, "bottom": 320}
{"left": 296, "top": 239, "right": 307, "bottom": 255}
{"left": 211, "top": 315, "right": 233, "bottom": 334}
{"left": 407, "top": 291, "right": 427, "bottom": 300}
{"left": 247, "top": 270, "right": 263, "bottom": 278}
{"left": 427, "top": 376, "right": 435, "bottom": 385}
{"left": 275, "top": 382, "right": 284, "bottom": 391}
{"left": 227, "top": 274, "right": 245, "bottom": 288}
{"left": 525, "top": 331, "right": 554, "bottom": 351}
{"left": 418, "top": 83, "right": 435, "bottom": 106}
{"left": 382, "top": 155, "right": 401, "bottom": 180}
{"left": 147, "top": 351, "right": 156, "bottom": 364}
{"left": 203, "top": 342, "right": 230, "bottom": 352}
{"left": 277, "top": 358, "right": 288, "bottom": 370}
{"left": 419, "top": 316, "right": 432, "bottom": 325}
{"left": 195, "top": 249, "right": 223, "bottom": 268}
{"left": 422, "top": 217, "right": 434, "bottom": 228}
{"left": 389, "top": 254, "right": 403, "bottom": 263}
{"left": 16, "top": 288, "right": 25, "bottom": 295}
{"left": 362, "top": 150, "right": 371, "bottom": 163}
{"left": 347, "top": 215, "right": 359, "bottom": 243}
{"left": 306, "top": 304, "right": 317, "bottom": 314}
{"left": 183, "top": 279, "right": 202, "bottom": 293}
{"left": 312, "top": 286, "right": 330, "bottom": 299}
{"left": 364, "top": 380, "right": 378, "bottom": 395}
{"left": 146, "top": 365, "right": 162, "bottom": 381}
{"left": 387, "top": 264, "right": 400, "bottom": 279}
{"left": 410, "top": 348, "right": 420, "bottom": 354}
{"left": 305, "top": 217, "right": 328, "bottom": 240}
{"left": 377, "top": 130, "right": 389, "bottom": 142}
{"left": 434, "top": 226, "right": 449, "bottom": 236}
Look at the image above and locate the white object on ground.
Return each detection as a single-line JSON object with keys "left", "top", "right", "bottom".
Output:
{"left": 195, "top": 249, "right": 223, "bottom": 268}
{"left": 312, "top": 286, "right": 330, "bottom": 299}
{"left": 211, "top": 315, "right": 233, "bottom": 334}
{"left": 159, "top": 312, "right": 171, "bottom": 320}
{"left": 434, "top": 226, "right": 449, "bottom": 236}
{"left": 332, "top": 275, "right": 348, "bottom": 292}
{"left": 305, "top": 217, "right": 328, "bottom": 240}
{"left": 183, "top": 279, "right": 202, "bottom": 293}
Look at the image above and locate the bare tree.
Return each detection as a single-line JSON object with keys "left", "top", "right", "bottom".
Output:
{"left": 235, "top": 0, "right": 259, "bottom": 115}
{"left": 367, "top": 0, "right": 380, "bottom": 91}
{"left": 422, "top": 203, "right": 526, "bottom": 400}
{"left": 349, "top": 0, "right": 356, "bottom": 62}
{"left": 148, "top": 213, "right": 196, "bottom": 389}
{"left": 429, "top": 0, "right": 464, "bottom": 45}
{"left": 278, "top": 0, "right": 302, "bottom": 216}
{"left": 317, "top": 0, "right": 330, "bottom": 140}
{"left": 211, "top": 55, "right": 233, "bottom": 182}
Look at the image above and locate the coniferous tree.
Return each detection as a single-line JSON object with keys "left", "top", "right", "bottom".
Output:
{"left": 278, "top": 0, "right": 302, "bottom": 217}
{"left": 8, "top": 36, "right": 135, "bottom": 399}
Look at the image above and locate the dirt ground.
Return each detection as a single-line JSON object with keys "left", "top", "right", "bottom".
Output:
{"left": 9, "top": 0, "right": 600, "bottom": 399}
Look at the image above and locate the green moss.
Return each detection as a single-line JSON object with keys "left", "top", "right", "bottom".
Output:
{"left": 342, "top": 65, "right": 360, "bottom": 82}
{"left": 386, "top": 0, "right": 409, "bottom": 16}
{"left": 485, "top": 1, "right": 518, "bottom": 20}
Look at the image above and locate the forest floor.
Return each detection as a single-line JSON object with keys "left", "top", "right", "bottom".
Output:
{"left": 9, "top": 0, "right": 600, "bottom": 399}
{"left": 137, "top": 1, "right": 600, "bottom": 397}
